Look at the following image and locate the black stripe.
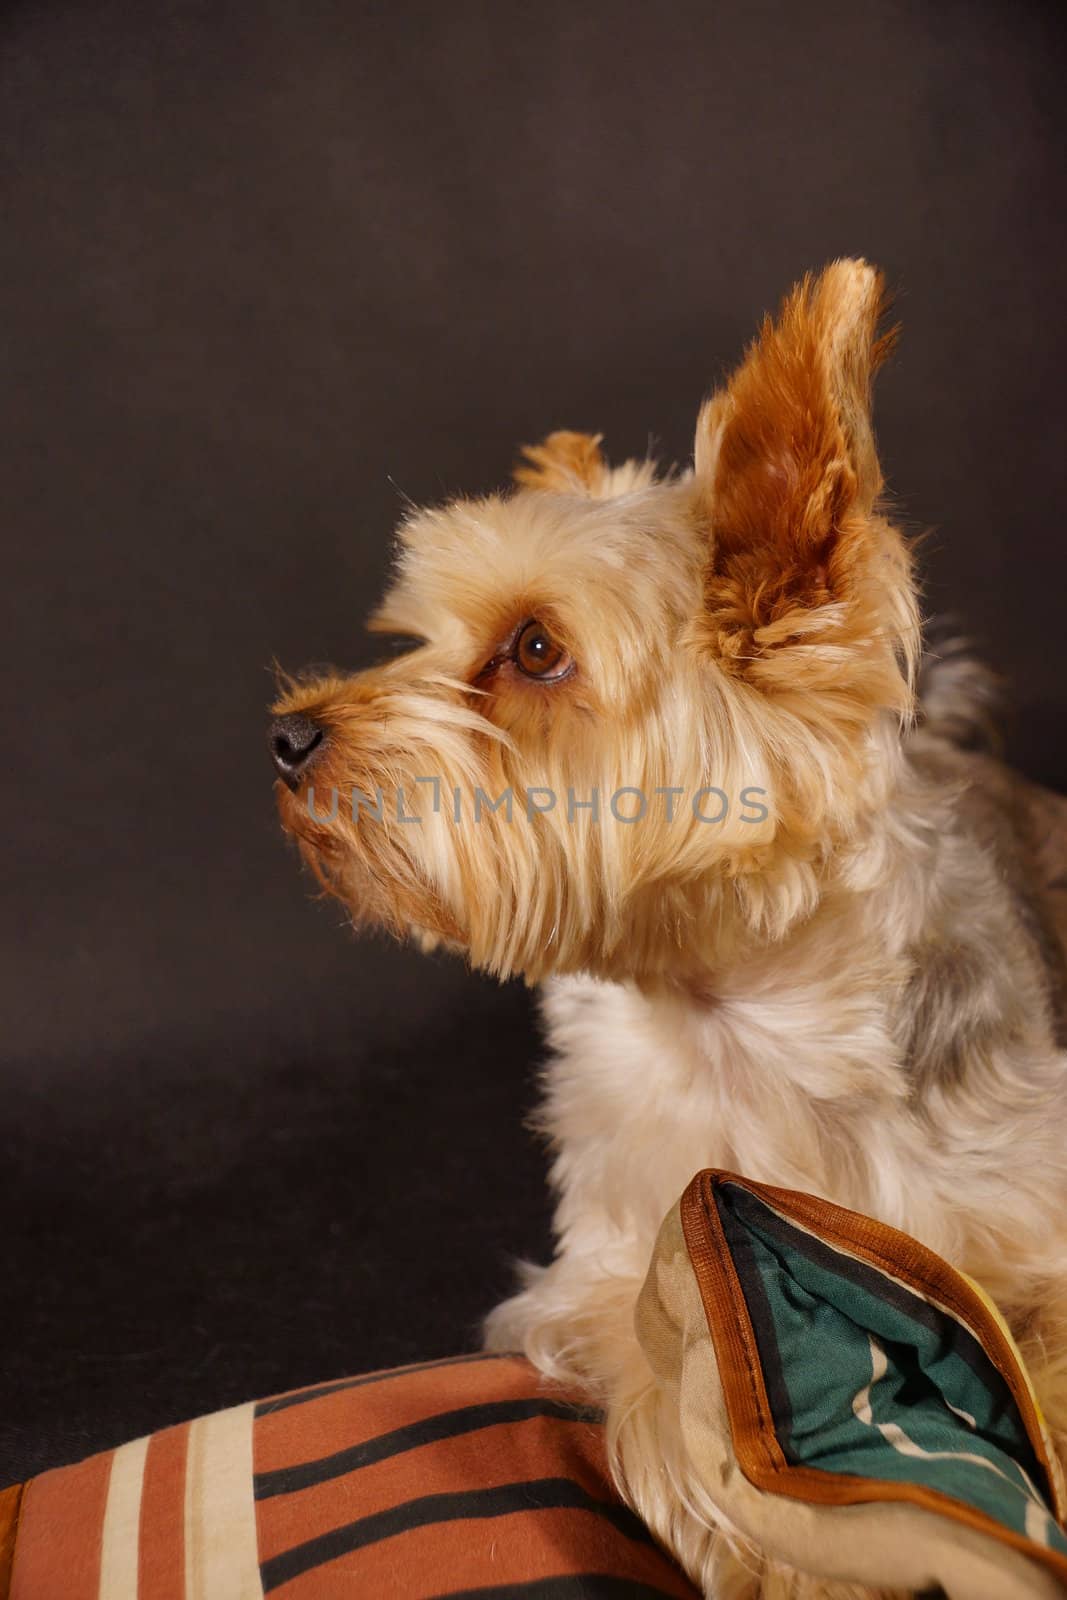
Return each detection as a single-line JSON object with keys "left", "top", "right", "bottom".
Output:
{"left": 254, "top": 1397, "right": 605, "bottom": 1499}
{"left": 718, "top": 1183, "right": 1049, "bottom": 1493}
{"left": 433, "top": 1577, "right": 690, "bottom": 1598}
{"left": 259, "top": 1477, "right": 656, "bottom": 1591}
{"left": 256, "top": 1352, "right": 514, "bottom": 1417}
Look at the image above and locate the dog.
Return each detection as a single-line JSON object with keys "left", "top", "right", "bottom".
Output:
{"left": 268, "top": 259, "right": 1067, "bottom": 1597}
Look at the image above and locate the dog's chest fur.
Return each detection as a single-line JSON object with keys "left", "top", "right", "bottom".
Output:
{"left": 533, "top": 740, "right": 1067, "bottom": 1315}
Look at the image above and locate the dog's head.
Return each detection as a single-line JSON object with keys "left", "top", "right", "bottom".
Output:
{"left": 270, "top": 260, "right": 918, "bottom": 985}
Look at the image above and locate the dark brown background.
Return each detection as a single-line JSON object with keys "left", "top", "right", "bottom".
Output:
{"left": 2, "top": 0, "right": 1064, "bottom": 1480}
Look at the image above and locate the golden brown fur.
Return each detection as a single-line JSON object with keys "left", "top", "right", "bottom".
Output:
{"left": 513, "top": 429, "right": 611, "bottom": 494}
{"left": 269, "top": 260, "right": 1067, "bottom": 1597}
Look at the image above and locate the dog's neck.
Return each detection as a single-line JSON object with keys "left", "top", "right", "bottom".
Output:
{"left": 633, "top": 739, "right": 936, "bottom": 1006}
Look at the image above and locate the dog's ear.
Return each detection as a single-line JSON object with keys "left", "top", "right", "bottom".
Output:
{"left": 693, "top": 259, "right": 913, "bottom": 703}
{"left": 514, "top": 430, "right": 609, "bottom": 494}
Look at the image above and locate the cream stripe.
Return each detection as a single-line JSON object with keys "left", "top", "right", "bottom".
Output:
{"left": 183, "top": 1402, "right": 263, "bottom": 1600}
{"left": 98, "top": 1434, "right": 149, "bottom": 1600}
{"left": 854, "top": 1335, "right": 1050, "bottom": 1512}
{"left": 1025, "top": 1497, "right": 1057, "bottom": 1550}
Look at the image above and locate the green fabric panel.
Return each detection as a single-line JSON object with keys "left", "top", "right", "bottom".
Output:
{"left": 716, "top": 1182, "right": 1067, "bottom": 1559}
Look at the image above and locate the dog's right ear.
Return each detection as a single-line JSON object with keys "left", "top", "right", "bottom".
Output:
{"left": 691, "top": 259, "right": 916, "bottom": 720}
{"left": 513, "top": 430, "right": 609, "bottom": 494}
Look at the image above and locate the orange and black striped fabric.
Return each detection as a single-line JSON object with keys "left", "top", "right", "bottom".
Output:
{"left": 0, "top": 1353, "right": 700, "bottom": 1599}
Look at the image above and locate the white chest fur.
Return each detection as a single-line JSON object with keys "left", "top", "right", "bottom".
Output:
{"left": 536, "top": 959, "right": 1067, "bottom": 1311}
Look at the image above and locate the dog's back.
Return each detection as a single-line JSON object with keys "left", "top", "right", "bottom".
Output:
{"left": 914, "top": 648, "right": 1067, "bottom": 1053}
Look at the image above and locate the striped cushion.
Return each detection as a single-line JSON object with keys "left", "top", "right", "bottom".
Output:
{"left": 0, "top": 1353, "right": 700, "bottom": 1599}
{"left": 7, "top": 1174, "right": 1067, "bottom": 1597}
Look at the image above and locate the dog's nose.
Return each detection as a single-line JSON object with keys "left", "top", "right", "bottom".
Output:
{"left": 269, "top": 713, "right": 326, "bottom": 788}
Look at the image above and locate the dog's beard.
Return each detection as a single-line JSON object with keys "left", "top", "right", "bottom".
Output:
{"left": 269, "top": 662, "right": 837, "bottom": 986}
{"left": 276, "top": 778, "right": 467, "bottom": 948}
{"left": 273, "top": 750, "right": 780, "bottom": 988}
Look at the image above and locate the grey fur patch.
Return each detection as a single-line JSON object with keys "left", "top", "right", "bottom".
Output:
{"left": 900, "top": 738, "right": 1067, "bottom": 1087}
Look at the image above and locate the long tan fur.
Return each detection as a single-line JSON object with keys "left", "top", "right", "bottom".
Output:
{"left": 271, "top": 261, "right": 1067, "bottom": 1597}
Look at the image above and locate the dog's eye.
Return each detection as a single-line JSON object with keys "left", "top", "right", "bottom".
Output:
{"left": 380, "top": 633, "right": 426, "bottom": 656}
{"left": 513, "top": 619, "right": 572, "bottom": 681}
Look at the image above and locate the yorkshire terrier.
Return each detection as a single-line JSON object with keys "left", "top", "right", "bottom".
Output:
{"left": 268, "top": 260, "right": 1067, "bottom": 1597}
